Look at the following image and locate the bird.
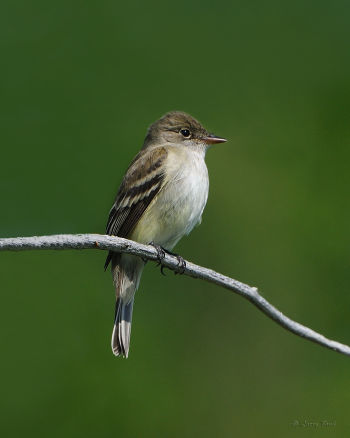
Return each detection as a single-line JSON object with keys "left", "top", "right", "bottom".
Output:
{"left": 105, "top": 111, "right": 227, "bottom": 357}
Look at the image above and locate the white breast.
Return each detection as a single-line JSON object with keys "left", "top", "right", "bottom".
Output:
{"left": 132, "top": 146, "right": 209, "bottom": 250}
{"left": 155, "top": 146, "right": 209, "bottom": 249}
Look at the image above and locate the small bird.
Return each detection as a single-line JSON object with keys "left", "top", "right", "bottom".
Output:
{"left": 105, "top": 111, "right": 226, "bottom": 357}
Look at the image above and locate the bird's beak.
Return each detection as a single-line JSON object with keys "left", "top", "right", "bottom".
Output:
{"left": 202, "top": 133, "right": 227, "bottom": 144}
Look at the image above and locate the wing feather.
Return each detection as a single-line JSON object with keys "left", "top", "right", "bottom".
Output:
{"left": 104, "top": 146, "right": 167, "bottom": 270}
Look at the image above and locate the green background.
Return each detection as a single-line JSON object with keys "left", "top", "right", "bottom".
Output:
{"left": 1, "top": 0, "right": 349, "bottom": 436}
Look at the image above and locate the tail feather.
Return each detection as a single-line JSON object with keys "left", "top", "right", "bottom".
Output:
{"left": 110, "top": 254, "right": 144, "bottom": 358}
{"left": 111, "top": 298, "right": 134, "bottom": 358}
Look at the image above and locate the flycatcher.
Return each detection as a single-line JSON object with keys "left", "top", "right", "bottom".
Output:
{"left": 105, "top": 111, "right": 226, "bottom": 357}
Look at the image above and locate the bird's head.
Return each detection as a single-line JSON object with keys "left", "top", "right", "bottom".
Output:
{"left": 143, "top": 111, "right": 227, "bottom": 149}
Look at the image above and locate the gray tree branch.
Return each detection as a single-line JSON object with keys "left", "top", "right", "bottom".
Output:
{"left": 0, "top": 233, "right": 349, "bottom": 357}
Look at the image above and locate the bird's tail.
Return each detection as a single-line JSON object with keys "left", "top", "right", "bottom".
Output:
{"left": 111, "top": 254, "right": 144, "bottom": 358}
{"left": 112, "top": 297, "right": 134, "bottom": 357}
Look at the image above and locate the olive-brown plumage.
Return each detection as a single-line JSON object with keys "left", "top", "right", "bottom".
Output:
{"left": 105, "top": 111, "right": 226, "bottom": 357}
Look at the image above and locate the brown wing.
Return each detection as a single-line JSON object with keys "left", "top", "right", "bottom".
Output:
{"left": 104, "top": 146, "right": 167, "bottom": 270}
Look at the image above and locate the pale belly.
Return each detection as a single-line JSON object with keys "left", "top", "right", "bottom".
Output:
{"left": 130, "top": 148, "right": 209, "bottom": 250}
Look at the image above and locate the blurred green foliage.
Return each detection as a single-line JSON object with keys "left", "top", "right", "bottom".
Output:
{"left": 1, "top": 0, "right": 349, "bottom": 437}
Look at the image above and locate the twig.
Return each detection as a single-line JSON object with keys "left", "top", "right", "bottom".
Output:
{"left": 0, "top": 233, "right": 349, "bottom": 357}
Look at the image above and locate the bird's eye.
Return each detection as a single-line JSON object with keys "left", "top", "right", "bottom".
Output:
{"left": 180, "top": 128, "right": 191, "bottom": 138}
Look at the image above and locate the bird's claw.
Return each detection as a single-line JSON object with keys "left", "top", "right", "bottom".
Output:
{"left": 149, "top": 241, "right": 167, "bottom": 274}
{"left": 149, "top": 241, "right": 166, "bottom": 263}
{"left": 174, "top": 255, "right": 186, "bottom": 275}
{"left": 149, "top": 242, "right": 186, "bottom": 276}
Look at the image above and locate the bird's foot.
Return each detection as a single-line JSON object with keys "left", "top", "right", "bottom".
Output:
{"left": 163, "top": 249, "right": 186, "bottom": 274}
{"left": 174, "top": 255, "right": 186, "bottom": 275}
{"left": 148, "top": 243, "right": 186, "bottom": 275}
{"left": 149, "top": 241, "right": 167, "bottom": 275}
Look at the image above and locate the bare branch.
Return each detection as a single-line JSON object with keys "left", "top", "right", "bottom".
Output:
{"left": 0, "top": 233, "right": 349, "bottom": 357}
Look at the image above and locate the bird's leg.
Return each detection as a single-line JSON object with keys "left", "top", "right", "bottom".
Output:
{"left": 162, "top": 249, "right": 186, "bottom": 275}
{"left": 167, "top": 251, "right": 186, "bottom": 275}
{"left": 149, "top": 241, "right": 167, "bottom": 275}
{"left": 148, "top": 243, "right": 186, "bottom": 275}
{"left": 149, "top": 241, "right": 166, "bottom": 262}
{"left": 174, "top": 255, "right": 186, "bottom": 275}
{"left": 149, "top": 242, "right": 186, "bottom": 275}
